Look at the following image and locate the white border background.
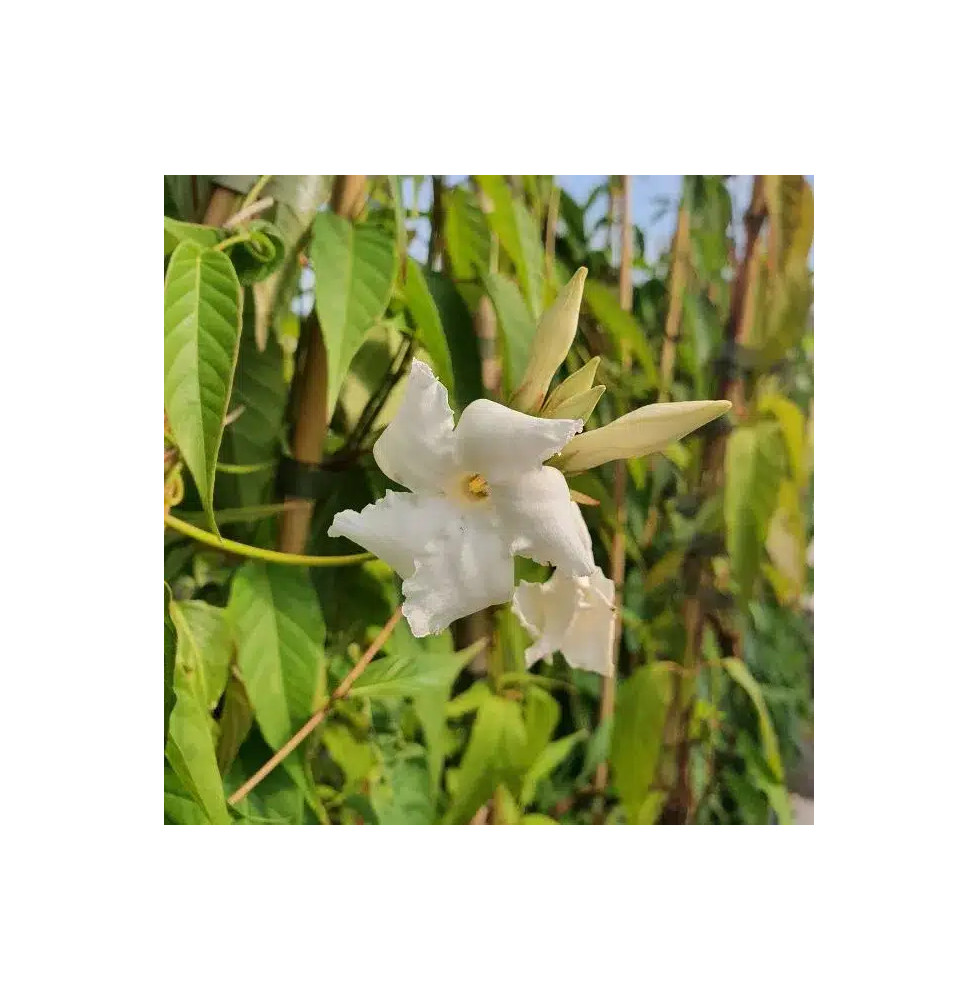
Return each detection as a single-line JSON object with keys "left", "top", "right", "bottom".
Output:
{"left": 5, "top": 1, "right": 972, "bottom": 996}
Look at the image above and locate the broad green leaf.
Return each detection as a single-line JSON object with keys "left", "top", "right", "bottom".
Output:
{"left": 610, "top": 663, "right": 672, "bottom": 824}
{"left": 760, "top": 392, "right": 808, "bottom": 485}
{"left": 224, "top": 732, "right": 308, "bottom": 825}
{"left": 443, "top": 695, "right": 528, "bottom": 825}
{"left": 164, "top": 589, "right": 176, "bottom": 746}
{"left": 349, "top": 642, "right": 484, "bottom": 701}
{"left": 520, "top": 731, "right": 586, "bottom": 807}
{"left": 582, "top": 280, "right": 658, "bottom": 388}
{"left": 216, "top": 290, "right": 289, "bottom": 510}
{"left": 483, "top": 273, "right": 536, "bottom": 395}
{"left": 444, "top": 186, "right": 491, "bottom": 280}
{"left": 165, "top": 677, "right": 230, "bottom": 825}
{"left": 323, "top": 720, "right": 377, "bottom": 790}
{"left": 717, "top": 657, "right": 784, "bottom": 782}
{"left": 522, "top": 814, "right": 560, "bottom": 825}
{"left": 164, "top": 763, "right": 208, "bottom": 825}
{"left": 309, "top": 214, "right": 397, "bottom": 420}
{"left": 403, "top": 257, "right": 455, "bottom": 398}
{"left": 423, "top": 271, "right": 484, "bottom": 408}
{"left": 476, "top": 175, "right": 545, "bottom": 317}
{"left": 445, "top": 680, "right": 491, "bottom": 719}
{"left": 522, "top": 685, "right": 560, "bottom": 765}
{"left": 164, "top": 216, "right": 222, "bottom": 255}
{"left": 216, "top": 673, "right": 253, "bottom": 775}
{"left": 164, "top": 241, "right": 243, "bottom": 532}
{"left": 170, "top": 599, "right": 232, "bottom": 710}
{"left": 372, "top": 756, "right": 434, "bottom": 825}
{"left": 724, "top": 421, "right": 786, "bottom": 600}
{"left": 228, "top": 563, "right": 326, "bottom": 750}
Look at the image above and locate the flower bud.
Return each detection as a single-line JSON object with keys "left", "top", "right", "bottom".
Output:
{"left": 510, "top": 267, "right": 587, "bottom": 414}
{"left": 554, "top": 400, "right": 732, "bottom": 475}
{"left": 542, "top": 384, "right": 605, "bottom": 422}
{"left": 541, "top": 356, "right": 602, "bottom": 416}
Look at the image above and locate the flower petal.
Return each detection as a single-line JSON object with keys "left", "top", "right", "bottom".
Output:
{"left": 513, "top": 572, "right": 579, "bottom": 667}
{"left": 328, "top": 491, "right": 451, "bottom": 579}
{"left": 401, "top": 511, "right": 514, "bottom": 637}
{"left": 454, "top": 399, "right": 581, "bottom": 483}
{"left": 494, "top": 467, "right": 596, "bottom": 577}
{"left": 373, "top": 360, "right": 458, "bottom": 494}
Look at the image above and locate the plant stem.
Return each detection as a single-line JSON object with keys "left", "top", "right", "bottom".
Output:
{"left": 657, "top": 198, "right": 691, "bottom": 402}
{"left": 228, "top": 605, "right": 403, "bottom": 805}
{"left": 213, "top": 232, "right": 254, "bottom": 254}
{"left": 241, "top": 174, "right": 273, "bottom": 210}
{"left": 164, "top": 512, "right": 373, "bottom": 567}
{"left": 596, "top": 175, "right": 632, "bottom": 794}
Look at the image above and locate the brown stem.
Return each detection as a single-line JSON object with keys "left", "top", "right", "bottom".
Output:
{"left": 595, "top": 175, "right": 632, "bottom": 793}
{"left": 428, "top": 176, "right": 445, "bottom": 270}
{"left": 278, "top": 176, "right": 368, "bottom": 554}
{"left": 228, "top": 604, "right": 403, "bottom": 805}
{"left": 544, "top": 180, "right": 560, "bottom": 287}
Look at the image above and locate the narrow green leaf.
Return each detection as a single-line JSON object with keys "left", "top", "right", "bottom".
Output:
{"left": 309, "top": 214, "right": 397, "bottom": 420}
{"left": 423, "top": 271, "right": 484, "bottom": 408}
{"left": 522, "top": 685, "right": 560, "bottom": 765}
{"left": 228, "top": 563, "right": 326, "bottom": 750}
{"left": 717, "top": 657, "right": 784, "bottom": 782}
{"left": 444, "top": 186, "right": 491, "bottom": 280}
{"left": 483, "top": 273, "right": 536, "bottom": 395}
{"left": 520, "top": 731, "right": 586, "bottom": 807}
{"left": 443, "top": 695, "right": 528, "bottom": 825}
{"left": 583, "top": 281, "right": 658, "bottom": 388}
{"left": 170, "top": 599, "right": 232, "bottom": 710}
{"left": 403, "top": 257, "right": 455, "bottom": 398}
{"left": 610, "top": 663, "right": 672, "bottom": 824}
{"left": 164, "top": 216, "right": 223, "bottom": 255}
{"left": 724, "top": 421, "right": 786, "bottom": 600}
{"left": 216, "top": 673, "right": 253, "bottom": 775}
{"left": 349, "top": 642, "right": 484, "bottom": 701}
{"left": 164, "top": 763, "right": 209, "bottom": 824}
{"left": 476, "top": 175, "right": 545, "bottom": 317}
{"left": 164, "top": 241, "right": 243, "bottom": 532}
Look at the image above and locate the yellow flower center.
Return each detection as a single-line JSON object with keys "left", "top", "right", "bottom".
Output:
{"left": 463, "top": 473, "right": 490, "bottom": 500}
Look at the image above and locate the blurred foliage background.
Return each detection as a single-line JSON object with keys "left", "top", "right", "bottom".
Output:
{"left": 164, "top": 174, "right": 813, "bottom": 825}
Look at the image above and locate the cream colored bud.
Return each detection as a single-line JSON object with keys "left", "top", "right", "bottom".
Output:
{"left": 541, "top": 356, "right": 602, "bottom": 416}
{"left": 510, "top": 267, "right": 587, "bottom": 413}
{"left": 543, "top": 384, "right": 606, "bottom": 422}
{"left": 555, "top": 399, "right": 732, "bottom": 475}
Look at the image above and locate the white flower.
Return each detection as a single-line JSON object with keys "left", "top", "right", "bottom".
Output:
{"left": 328, "top": 360, "right": 596, "bottom": 637}
{"left": 512, "top": 568, "right": 616, "bottom": 676}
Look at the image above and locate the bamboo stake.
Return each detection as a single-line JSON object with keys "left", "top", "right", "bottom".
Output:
{"left": 278, "top": 176, "right": 368, "bottom": 554}
{"left": 596, "top": 175, "right": 633, "bottom": 794}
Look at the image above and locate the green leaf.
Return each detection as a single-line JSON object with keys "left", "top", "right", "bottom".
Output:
{"left": 164, "top": 241, "right": 243, "bottom": 532}
{"left": 717, "top": 657, "right": 784, "bottom": 782}
{"left": 216, "top": 291, "right": 289, "bottom": 510}
{"left": 444, "top": 680, "right": 491, "bottom": 718}
{"left": 227, "top": 220, "right": 287, "bottom": 285}
{"left": 724, "top": 421, "right": 786, "bottom": 600}
{"left": 476, "top": 176, "right": 545, "bottom": 317}
{"left": 323, "top": 720, "right": 377, "bottom": 790}
{"left": 444, "top": 186, "right": 491, "bottom": 280}
{"left": 610, "top": 663, "right": 672, "bottom": 824}
{"left": 309, "top": 213, "right": 397, "bottom": 420}
{"left": 580, "top": 717, "right": 612, "bottom": 784}
{"left": 522, "top": 686, "right": 560, "bottom": 765}
{"left": 349, "top": 642, "right": 485, "bottom": 702}
{"left": 483, "top": 273, "right": 536, "bottom": 395}
{"left": 224, "top": 731, "right": 308, "bottom": 825}
{"left": 216, "top": 673, "right": 253, "bottom": 775}
{"left": 636, "top": 790, "right": 668, "bottom": 825}
{"left": 165, "top": 681, "right": 230, "bottom": 824}
{"left": 443, "top": 695, "right": 528, "bottom": 825}
{"left": 164, "top": 589, "right": 176, "bottom": 746}
{"left": 582, "top": 281, "right": 658, "bottom": 388}
{"left": 759, "top": 392, "right": 808, "bottom": 485}
{"left": 522, "top": 814, "right": 559, "bottom": 825}
{"left": 164, "top": 216, "right": 222, "bottom": 255}
{"left": 170, "top": 599, "right": 232, "bottom": 710}
{"left": 520, "top": 731, "right": 586, "bottom": 807}
{"left": 423, "top": 271, "right": 484, "bottom": 408}
{"left": 164, "top": 763, "right": 209, "bottom": 824}
{"left": 228, "top": 563, "right": 326, "bottom": 750}
{"left": 403, "top": 257, "right": 455, "bottom": 398}
{"left": 372, "top": 757, "right": 434, "bottom": 825}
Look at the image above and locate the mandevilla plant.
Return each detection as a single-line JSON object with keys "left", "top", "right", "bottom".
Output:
{"left": 164, "top": 174, "right": 814, "bottom": 825}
